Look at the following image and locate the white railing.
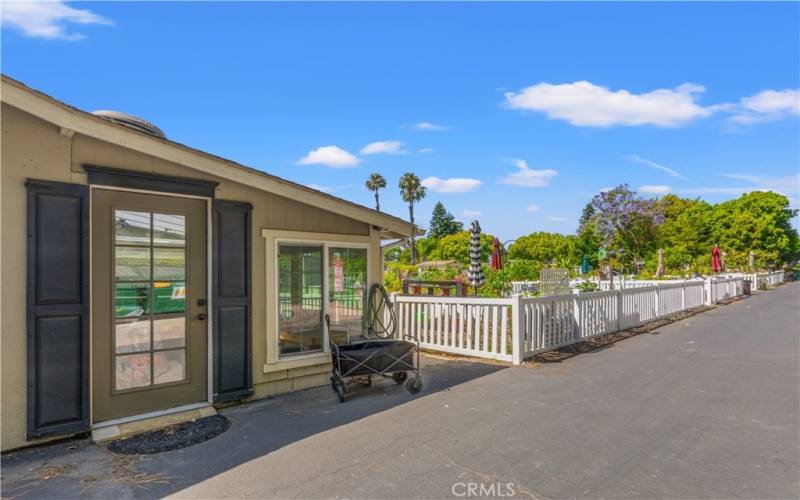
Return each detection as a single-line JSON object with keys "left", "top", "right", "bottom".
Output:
{"left": 765, "top": 271, "right": 785, "bottom": 287}
{"left": 705, "top": 276, "right": 745, "bottom": 304}
{"left": 745, "top": 271, "right": 783, "bottom": 290}
{"left": 684, "top": 281, "right": 705, "bottom": 308}
{"left": 575, "top": 290, "right": 618, "bottom": 340}
{"left": 518, "top": 294, "right": 575, "bottom": 358}
{"left": 619, "top": 286, "right": 658, "bottom": 329}
{"left": 598, "top": 278, "right": 693, "bottom": 292}
{"left": 393, "top": 295, "right": 514, "bottom": 362}
{"left": 393, "top": 276, "right": 746, "bottom": 365}
{"left": 510, "top": 281, "right": 539, "bottom": 295}
{"left": 658, "top": 282, "right": 685, "bottom": 316}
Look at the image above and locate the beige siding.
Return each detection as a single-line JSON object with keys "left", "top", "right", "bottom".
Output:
{"left": 1, "top": 104, "right": 378, "bottom": 451}
{"left": 1, "top": 104, "right": 78, "bottom": 451}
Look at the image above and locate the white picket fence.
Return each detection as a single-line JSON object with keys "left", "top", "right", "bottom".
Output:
{"left": 750, "top": 270, "right": 785, "bottom": 289}
{"left": 598, "top": 278, "right": 698, "bottom": 292}
{"left": 392, "top": 278, "right": 740, "bottom": 365}
{"left": 510, "top": 281, "right": 539, "bottom": 295}
{"left": 392, "top": 296, "right": 514, "bottom": 362}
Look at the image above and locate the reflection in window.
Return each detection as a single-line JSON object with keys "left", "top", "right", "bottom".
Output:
{"left": 113, "top": 210, "right": 187, "bottom": 391}
{"left": 115, "top": 353, "right": 151, "bottom": 390}
{"left": 278, "top": 245, "right": 323, "bottom": 356}
{"left": 328, "top": 247, "right": 367, "bottom": 344}
{"left": 115, "top": 210, "right": 150, "bottom": 246}
{"left": 153, "top": 213, "right": 185, "bottom": 247}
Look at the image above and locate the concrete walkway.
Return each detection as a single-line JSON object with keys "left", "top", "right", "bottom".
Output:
{"left": 3, "top": 284, "right": 798, "bottom": 499}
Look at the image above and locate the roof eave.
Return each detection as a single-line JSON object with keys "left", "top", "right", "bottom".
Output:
{"left": 1, "top": 75, "right": 416, "bottom": 238}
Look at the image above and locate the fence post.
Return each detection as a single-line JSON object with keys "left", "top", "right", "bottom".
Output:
{"left": 681, "top": 281, "right": 686, "bottom": 311}
{"left": 704, "top": 277, "right": 713, "bottom": 305}
{"left": 572, "top": 294, "right": 582, "bottom": 342}
{"left": 615, "top": 289, "right": 623, "bottom": 332}
{"left": 655, "top": 284, "right": 661, "bottom": 318}
{"left": 511, "top": 294, "right": 524, "bottom": 365}
{"left": 390, "top": 292, "right": 398, "bottom": 338}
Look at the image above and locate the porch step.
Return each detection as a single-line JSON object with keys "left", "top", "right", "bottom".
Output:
{"left": 91, "top": 403, "right": 217, "bottom": 443}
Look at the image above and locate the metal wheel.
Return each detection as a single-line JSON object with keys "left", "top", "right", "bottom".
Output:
{"left": 334, "top": 379, "right": 346, "bottom": 403}
{"left": 392, "top": 371, "right": 408, "bottom": 385}
{"left": 405, "top": 375, "right": 423, "bottom": 394}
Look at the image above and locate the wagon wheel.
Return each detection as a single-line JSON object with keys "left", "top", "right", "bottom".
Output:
{"left": 405, "top": 375, "right": 423, "bottom": 394}
{"left": 333, "top": 379, "right": 345, "bottom": 403}
{"left": 392, "top": 371, "right": 408, "bottom": 385}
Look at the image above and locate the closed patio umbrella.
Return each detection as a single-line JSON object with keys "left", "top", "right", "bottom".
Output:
{"left": 581, "top": 255, "right": 590, "bottom": 275}
{"left": 655, "top": 248, "right": 665, "bottom": 277}
{"left": 468, "top": 220, "right": 485, "bottom": 292}
{"left": 490, "top": 238, "right": 503, "bottom": 271}
{"left": 711, "top": 245, "right": 722, "bottom": 274}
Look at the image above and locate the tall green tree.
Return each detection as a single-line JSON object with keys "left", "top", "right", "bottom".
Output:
{"left": 428, "top": 202, "right": 463, "bottom": 239}
{"left": 576, "top": 202, "right": 602, "bottom": 270}
{"left": 655, "top": 195, "right": 713, "bottom": 272}
{"left": 428, "top": 231, "right": 495, "bottom": 264}
{"left": 507, "top": 232, "right": 579, "bottom": 269}
{"left": 707, "top": 191, "right": 799, "bottom": 268}
{"left": 398, "top": 172, "right": 427, "bottom": 264}
{"left": 365, "top": 173, "right": 387, "bottom": 211}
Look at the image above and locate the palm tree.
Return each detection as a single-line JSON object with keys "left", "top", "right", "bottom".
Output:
{"left": 365, "top": 173, "right": 387, "bottom": 211}
{"left": 398, "top": 172, "right": 427, "bottom": 264}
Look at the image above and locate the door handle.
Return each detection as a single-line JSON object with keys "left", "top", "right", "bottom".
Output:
{"left": 197, "top": 313, "right": 207, "bottom": 321}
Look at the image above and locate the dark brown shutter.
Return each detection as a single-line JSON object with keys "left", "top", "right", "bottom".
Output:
{"left": 212, "top": 200, "right": 253, "bottom": 402}
{"left": 26, "top": 180, "right": 90, "bottom": 438}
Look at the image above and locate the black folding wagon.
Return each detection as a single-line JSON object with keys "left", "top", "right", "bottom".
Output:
{"left": 325, "top": 285, "right": 422, "bottom": 402}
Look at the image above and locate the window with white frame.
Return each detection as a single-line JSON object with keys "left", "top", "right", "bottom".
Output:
{"left": 277, "top": 242, "right": 369, "bottom": 357}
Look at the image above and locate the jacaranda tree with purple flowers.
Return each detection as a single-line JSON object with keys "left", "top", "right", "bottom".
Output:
{"left": 581, "top": 184, "right": 665, "bottom": 271}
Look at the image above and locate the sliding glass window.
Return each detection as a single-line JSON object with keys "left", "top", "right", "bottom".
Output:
{"left": 327, "top": 247, "right": 368, "bottom": 344}
{"left": 278, "top": 244, "right": 323, "bottom": 356}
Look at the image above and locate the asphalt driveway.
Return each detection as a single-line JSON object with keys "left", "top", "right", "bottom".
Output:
{"left": 3, "top": 283, "right": 798, "bottom": 499}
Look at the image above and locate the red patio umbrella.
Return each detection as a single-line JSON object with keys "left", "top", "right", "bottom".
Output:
{"left": 490, "top": 238, "right": 503, "bottom": 271}
{"left": 711, "top": 245, "right": 722, "bottom": 274}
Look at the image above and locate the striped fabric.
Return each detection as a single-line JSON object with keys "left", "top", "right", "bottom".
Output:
{"left": 468, "top": 220, "right": 485, "bottom": 289}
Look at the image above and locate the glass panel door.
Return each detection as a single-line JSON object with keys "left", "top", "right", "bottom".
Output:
{"left": 114, "top": 210, "right": 187, "bottom": 391}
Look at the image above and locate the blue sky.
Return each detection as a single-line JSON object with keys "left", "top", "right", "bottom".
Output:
{"left": 2, "top": 2, "right": 799, "bottom": 240}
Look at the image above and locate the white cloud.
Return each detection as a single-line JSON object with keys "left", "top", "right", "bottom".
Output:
{"left": 526, "top": 204, "right": 540, "bottom": 213}
{"left": 1, "top": 1, "right": 113, "bottom": 40}
{"left": 360, "top": 140, "right": 405, "bottom": 155}
{"left": 417, "top": 147, "right": 435, "bottom": 154}
{"left": 599, "top": 187, "right": 613, "bottom": 193}
{"left": 679, "top": 187, "right": 768, "bottom": 195}
{"left": 504, "top": 81, "right": 713, "bottom": 127}
{"left": 731, "top": 89, "right": 800, "bottom": 124}
{"left": 415, "top": 122, "right": 450, "bottom": 131}
{"left": 720, "top": 173, "right": 799, "bottom": 191}
{"left": 421, "top": 176, "right": 482, "bottom": 193}
{"left": 547, "top": 215, "right": 569, "bottom": 222}
{"left": 639, "top": 185, "right": 672, "bottom": 195}
{"left": 462, "top": 209, "right": 483, "bottom": 217}
{"left": 297, "top": 145, "right": 360, "bottom": 168}
{"left": 629, "top": 155, "right": 687, "bottom": 179}
{"left": 499, "top": 159, "right": 558, "bottom": 188}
